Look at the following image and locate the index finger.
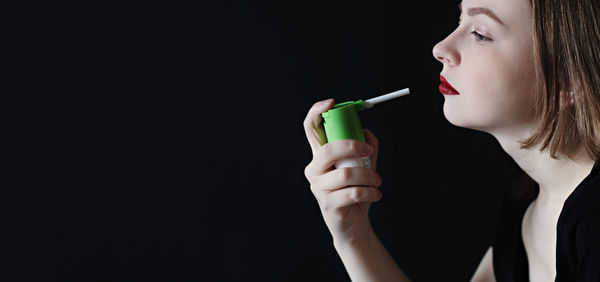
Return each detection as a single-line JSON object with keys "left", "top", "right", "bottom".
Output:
{"left": 303, "top": 98, "right": 335, "bottom": 154}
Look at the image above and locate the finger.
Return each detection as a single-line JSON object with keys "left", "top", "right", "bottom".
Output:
{"left": 310, "top": 167, "right": 382, "bottom": 192}
{"left": 363, "top": 129, "right": 379, "bottom": 171}
{"left": 303, "top": 99, "right": 335, "bottom": 154}
{"left": 307, "top": 139, "right": 374, "bottom": 175}
{"left": 320, "top": 187, "right": 382, "bottom": 212}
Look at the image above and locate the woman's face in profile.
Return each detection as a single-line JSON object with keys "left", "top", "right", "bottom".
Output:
{"left": 432, "top": 0, "right": 537, "bottom": 136}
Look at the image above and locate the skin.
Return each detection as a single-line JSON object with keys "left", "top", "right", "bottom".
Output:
{"left": 433, "top": 0, "right": 596, "bottom": 281}
{"left": 303, "top": 0, "right": 595, "bottom": 281}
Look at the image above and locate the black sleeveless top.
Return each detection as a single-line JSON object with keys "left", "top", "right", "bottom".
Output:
{"left": 492, "top": 158, "right": 600, "bottom": 282}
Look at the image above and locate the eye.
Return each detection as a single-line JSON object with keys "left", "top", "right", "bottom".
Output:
{"left": 471, "top": 31, "right": 492, "bottom": 42}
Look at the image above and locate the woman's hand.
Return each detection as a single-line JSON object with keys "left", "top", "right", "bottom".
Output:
{"left": 303, "top": 99, "right": 383, "bottom": 244}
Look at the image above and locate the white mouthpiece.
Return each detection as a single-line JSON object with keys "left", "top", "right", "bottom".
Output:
{"left": 364, "top": 88, "right": 410, "bottom": 108}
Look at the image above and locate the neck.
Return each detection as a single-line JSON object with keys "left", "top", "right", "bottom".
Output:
{"left": 490, "top": 127, "right": 596, "bottom": 204}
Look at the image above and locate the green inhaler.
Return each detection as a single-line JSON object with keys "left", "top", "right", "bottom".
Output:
{"left": 321, "top": 88, "right": 410, "bottom": 169}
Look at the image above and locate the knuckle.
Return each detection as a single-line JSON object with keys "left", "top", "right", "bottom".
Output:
{"left": 320, "top": 143, "right": 331, "bottom": 156}
{"left": 373, "top": 172, "right": 383, "bottom": 186}
{"left": 350, "top": 188, "right": 362, "bottom": 202}
{"left": 304, "top": 163, "right": 312, "bottom": 180}
{"left": 303, "top": 117, "right": 312, "bottom": 129}
{"left": 348, "top": 140, "right": 359, "bottom": 154}
{"left": 338, "top": 167, "right": 353, "bottom": 182}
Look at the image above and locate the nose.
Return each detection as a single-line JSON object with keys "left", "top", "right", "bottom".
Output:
{"left": 432, "top": 34, "right": 460, "bottom": 67}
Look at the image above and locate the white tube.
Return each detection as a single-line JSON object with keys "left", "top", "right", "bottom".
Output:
{"left": 364, "top": 88, "right": 410, "bottom": 108}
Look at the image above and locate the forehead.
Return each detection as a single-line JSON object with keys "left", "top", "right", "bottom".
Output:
{"left": 461, "top": 0, "right": 531, "bottom": 26}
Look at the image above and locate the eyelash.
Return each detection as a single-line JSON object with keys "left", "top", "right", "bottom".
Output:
{"left": 458, "top": 18, "right": 493, "bottom": 42}
{"left": 471, "top": 30, "right": 492, "bottom": 42}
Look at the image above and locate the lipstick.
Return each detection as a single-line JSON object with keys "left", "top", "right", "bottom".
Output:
{"left": 439, "top": 75, "right": 460, "bottom": 95}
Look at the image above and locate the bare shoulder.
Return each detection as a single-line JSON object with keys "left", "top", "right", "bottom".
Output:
{"left": 470, "top": 246, "right": 495, "bottom": 282}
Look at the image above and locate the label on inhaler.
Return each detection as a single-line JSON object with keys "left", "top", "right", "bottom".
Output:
{"left": 335, "top": 156, "right": 372, "bottom": 169}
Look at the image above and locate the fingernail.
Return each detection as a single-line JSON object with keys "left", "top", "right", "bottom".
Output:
{"left": 321, "top": 98, "right": 333, "bottom": 106}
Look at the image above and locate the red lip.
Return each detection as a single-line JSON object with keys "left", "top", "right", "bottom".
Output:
{"left": 439, "top": 75, "right": 460, "bottom": 95}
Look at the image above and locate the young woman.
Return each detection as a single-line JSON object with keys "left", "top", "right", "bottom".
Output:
{"left": 302, "top": 0, "right": 600, "bottom": 281}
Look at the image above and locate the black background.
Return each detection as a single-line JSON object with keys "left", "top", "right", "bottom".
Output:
{"left": 38, "top": 0, "right": 513, "bottom": 281}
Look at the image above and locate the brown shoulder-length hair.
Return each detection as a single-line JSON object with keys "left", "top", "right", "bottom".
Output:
{"left": 509, "top": 0, "right": 600, "bottom": 198}
{"left": 522, "top": 0, "right": 600, "bottom": 160}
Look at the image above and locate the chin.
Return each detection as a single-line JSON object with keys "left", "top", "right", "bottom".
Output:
{"left": 442, "top": 100, "right": 467, "bottom": 126}
{"left": 442, "top": 101, "right": 492, "bottom": 132}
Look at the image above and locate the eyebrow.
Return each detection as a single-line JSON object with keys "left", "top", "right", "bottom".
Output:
{"left": 459, "top": 3, "right": 506, "bottom": 26}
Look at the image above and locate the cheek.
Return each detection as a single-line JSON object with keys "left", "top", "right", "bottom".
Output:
{"left": 493, "top": 46, "right": 537, "bottom": 122}
{"left": 443, "top": 47, "right": 537, "bottom": 131}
